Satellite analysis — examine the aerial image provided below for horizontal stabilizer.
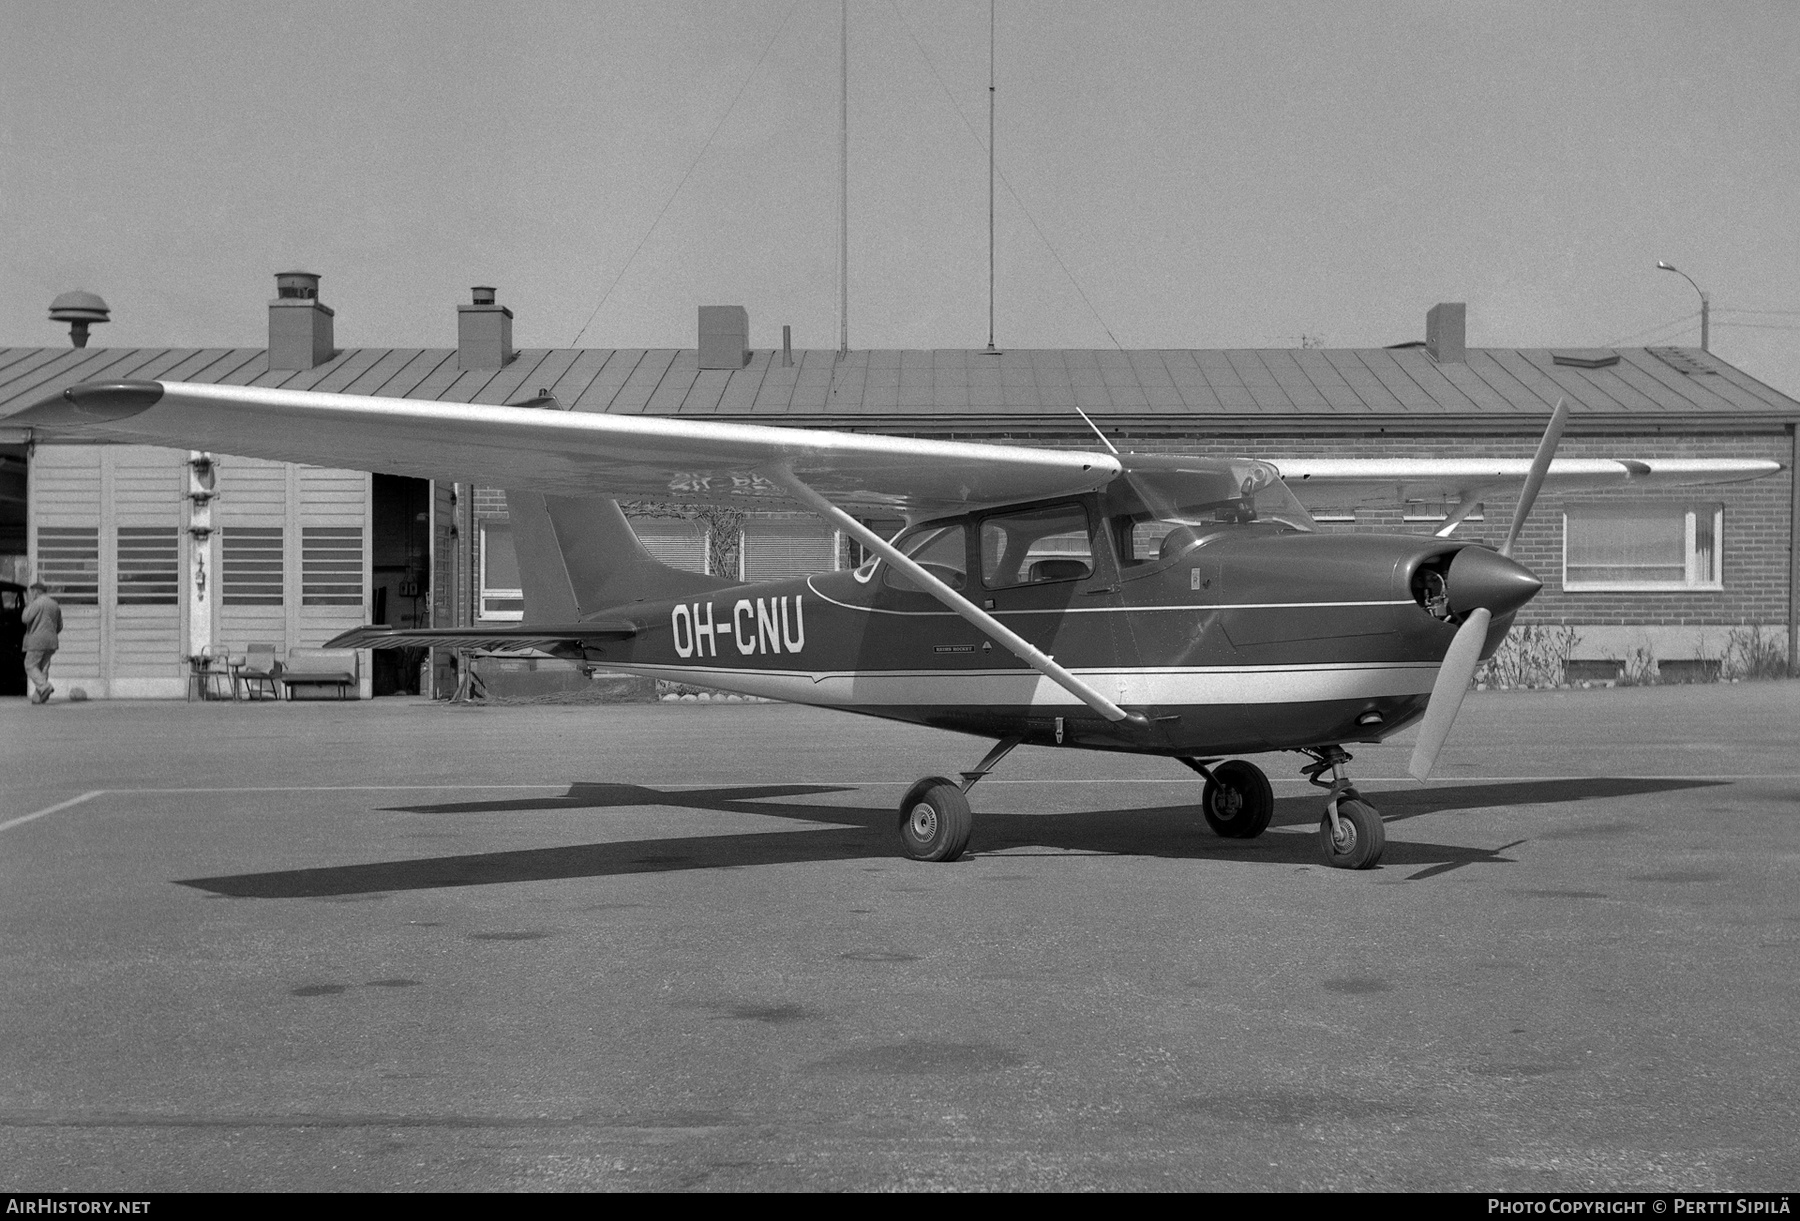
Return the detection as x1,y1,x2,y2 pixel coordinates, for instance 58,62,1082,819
326,621,638,654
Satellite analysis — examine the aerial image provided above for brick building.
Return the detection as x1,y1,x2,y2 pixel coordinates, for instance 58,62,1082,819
1,277,1793,698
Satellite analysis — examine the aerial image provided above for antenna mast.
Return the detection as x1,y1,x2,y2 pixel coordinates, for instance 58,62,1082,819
986,0,997,353
839,0,849,356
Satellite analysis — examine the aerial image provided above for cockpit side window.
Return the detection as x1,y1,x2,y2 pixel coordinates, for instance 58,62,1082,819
979,503,1093,589
1110,462,1315,566
883,522,970,592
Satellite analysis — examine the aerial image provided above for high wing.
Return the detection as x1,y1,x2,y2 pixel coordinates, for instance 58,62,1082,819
13,380,1120,518
1278,457,1781,509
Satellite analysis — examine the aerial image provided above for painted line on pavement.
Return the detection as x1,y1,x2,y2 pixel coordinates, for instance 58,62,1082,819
0,790,106,834
0,784,568,834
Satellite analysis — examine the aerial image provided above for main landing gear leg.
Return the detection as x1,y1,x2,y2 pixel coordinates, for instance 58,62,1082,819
1179,757,1275,839
1301,746,1386,870
897,737,1020,863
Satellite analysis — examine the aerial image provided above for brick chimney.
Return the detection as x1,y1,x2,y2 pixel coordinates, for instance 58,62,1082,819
458,286,514,370
1426,302,1466,364
268,272,335,370
698,305,750,369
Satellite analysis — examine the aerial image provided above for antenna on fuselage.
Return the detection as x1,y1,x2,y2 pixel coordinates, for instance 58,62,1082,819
1073,404,1120,456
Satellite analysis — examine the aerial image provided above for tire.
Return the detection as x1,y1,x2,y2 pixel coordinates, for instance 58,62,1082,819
1318,796,1386,869
1202,759,1275,839
897,776,973,862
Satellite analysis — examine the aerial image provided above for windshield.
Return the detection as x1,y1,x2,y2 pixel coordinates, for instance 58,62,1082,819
1110,458,1314,563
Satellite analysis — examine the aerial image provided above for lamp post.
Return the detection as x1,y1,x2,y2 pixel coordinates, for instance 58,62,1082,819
1656,260,1710,352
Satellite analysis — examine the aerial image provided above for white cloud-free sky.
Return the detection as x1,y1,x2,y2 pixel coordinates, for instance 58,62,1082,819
3,0,1796,394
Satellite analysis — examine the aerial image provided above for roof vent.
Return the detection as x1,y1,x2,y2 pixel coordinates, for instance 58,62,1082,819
48,290,110,348
458,286,514,370
268,272,335,370
275,271,320,300
1551,350,1620,369
1648,347,1719,376
1426,302,1466,364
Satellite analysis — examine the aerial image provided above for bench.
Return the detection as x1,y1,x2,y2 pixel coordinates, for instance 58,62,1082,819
275,647,361,700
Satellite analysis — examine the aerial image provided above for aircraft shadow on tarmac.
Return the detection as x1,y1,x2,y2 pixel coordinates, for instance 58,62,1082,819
175,776,1719,898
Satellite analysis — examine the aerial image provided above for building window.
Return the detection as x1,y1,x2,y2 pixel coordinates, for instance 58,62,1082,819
479,521,524,620
35,526,99,605
1563,504,1722,591
223,527,284,605
740,523,839,582
627,518,711,574
301,526,364,606
116,526,179,605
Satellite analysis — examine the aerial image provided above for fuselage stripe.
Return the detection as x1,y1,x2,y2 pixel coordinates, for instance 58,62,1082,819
802,577,1414,618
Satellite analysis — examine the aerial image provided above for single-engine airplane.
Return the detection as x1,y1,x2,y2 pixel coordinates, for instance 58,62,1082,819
15,379,1780,868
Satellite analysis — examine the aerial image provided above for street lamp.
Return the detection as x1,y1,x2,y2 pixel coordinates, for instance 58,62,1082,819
1656,260,1710,351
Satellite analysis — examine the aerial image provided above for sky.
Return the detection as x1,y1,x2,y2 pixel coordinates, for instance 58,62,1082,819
3,0,1797,396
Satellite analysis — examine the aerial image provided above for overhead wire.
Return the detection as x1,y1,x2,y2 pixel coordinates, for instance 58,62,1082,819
1600,312,1699,347
571,0,801,347
886,0,1131,354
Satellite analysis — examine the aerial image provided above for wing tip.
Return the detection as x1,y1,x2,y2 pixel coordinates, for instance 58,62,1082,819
19,380,165,426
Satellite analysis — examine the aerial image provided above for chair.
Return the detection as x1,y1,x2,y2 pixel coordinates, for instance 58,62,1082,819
186,647,235,701
236,643,282,701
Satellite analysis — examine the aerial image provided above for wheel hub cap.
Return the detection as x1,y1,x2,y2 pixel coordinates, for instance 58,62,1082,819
909,804,939,841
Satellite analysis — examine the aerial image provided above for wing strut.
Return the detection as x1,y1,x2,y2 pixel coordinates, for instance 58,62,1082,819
1432,499,1484,538
771,469,1149,730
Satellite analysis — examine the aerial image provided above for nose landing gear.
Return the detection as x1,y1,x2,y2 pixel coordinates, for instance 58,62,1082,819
1302,746,1386,869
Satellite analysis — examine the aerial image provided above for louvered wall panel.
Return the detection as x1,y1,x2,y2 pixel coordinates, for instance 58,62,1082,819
108,448,183,677
218,458,290,653
296,467,369,645
28,446,102,676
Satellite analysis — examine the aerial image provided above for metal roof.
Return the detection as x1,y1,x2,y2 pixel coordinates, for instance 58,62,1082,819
2,343,1794,436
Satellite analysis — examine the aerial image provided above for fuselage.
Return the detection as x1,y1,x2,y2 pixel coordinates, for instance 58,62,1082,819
577,471,1535,758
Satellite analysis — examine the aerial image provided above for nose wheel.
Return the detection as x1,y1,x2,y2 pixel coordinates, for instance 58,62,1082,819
1302,747,1386,869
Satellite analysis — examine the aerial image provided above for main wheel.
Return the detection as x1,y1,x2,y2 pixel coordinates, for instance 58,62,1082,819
1202,759,1275,839
1318,796,1386,869
897,776,973,862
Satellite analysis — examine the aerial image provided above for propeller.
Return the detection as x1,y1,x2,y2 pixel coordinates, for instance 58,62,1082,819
1500,397,1568,558
1408,399,1567,780
1407,607,1491,781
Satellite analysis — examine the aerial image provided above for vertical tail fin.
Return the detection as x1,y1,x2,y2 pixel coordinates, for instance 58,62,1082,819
504,492,733,621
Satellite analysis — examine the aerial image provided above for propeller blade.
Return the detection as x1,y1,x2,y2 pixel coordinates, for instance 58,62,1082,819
1501,397,1569,558
1408,607,1492,782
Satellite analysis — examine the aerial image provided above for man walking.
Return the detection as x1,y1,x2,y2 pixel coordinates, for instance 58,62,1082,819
22,580,61,705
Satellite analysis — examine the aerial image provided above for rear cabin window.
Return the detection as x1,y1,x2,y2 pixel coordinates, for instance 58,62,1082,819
980,504,1093,588
884,522,969,592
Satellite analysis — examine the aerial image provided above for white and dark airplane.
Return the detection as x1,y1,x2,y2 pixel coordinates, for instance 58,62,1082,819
17,379,1779,868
